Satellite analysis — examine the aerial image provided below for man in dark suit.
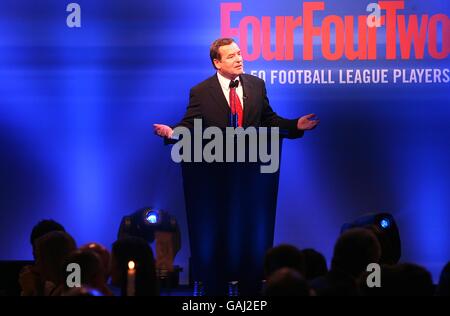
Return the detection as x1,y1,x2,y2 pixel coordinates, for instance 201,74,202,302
154,38,319,137
153,38,319,295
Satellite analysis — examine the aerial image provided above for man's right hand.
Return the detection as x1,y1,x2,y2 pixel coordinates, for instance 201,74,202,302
153,124,173,138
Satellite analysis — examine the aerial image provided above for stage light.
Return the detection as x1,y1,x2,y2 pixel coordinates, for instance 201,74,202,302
380,218,390,229
117,207,182,287
117,207,160,243
145,210,159,224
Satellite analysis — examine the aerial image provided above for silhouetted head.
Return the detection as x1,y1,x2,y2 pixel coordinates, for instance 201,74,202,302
63,249,106,293
30,219,66,260
301,248,328,280
331,228,381,278
34,231,76,285
111,236,158,296
264,267,311,296
80,242,111,282
264,244,306,278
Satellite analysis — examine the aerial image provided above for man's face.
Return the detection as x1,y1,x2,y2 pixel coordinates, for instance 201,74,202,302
214,42,244,79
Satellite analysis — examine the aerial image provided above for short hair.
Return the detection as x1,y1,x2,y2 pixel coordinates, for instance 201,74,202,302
331,228,381,278
264,244,306,278
35,231,77,284
209,38,235,69
63,249,104,287
301,248,328,280
30,219,65,246
79,243,111,281
112,236,158,296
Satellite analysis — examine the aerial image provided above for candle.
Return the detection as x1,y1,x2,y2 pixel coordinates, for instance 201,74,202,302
127,260,136,296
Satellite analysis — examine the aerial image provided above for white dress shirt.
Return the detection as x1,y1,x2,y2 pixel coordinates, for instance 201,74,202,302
217,72,244,109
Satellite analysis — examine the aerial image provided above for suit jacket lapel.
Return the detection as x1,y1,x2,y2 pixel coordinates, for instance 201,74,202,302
208,75,231,115
240,74,253,127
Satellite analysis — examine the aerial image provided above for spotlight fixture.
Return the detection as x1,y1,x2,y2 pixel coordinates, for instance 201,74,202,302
117,207,182,287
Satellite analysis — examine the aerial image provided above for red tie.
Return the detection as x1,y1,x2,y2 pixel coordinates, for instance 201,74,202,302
229,80,243,127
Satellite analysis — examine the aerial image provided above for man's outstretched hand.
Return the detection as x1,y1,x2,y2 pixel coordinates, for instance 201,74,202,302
153,124,173,138
154,115,318,137
297,113,320,131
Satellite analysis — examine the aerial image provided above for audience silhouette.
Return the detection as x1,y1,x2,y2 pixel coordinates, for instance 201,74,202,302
14,218,449,297
310,228,381,296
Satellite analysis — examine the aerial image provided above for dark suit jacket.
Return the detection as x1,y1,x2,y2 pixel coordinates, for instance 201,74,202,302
173,73,303,139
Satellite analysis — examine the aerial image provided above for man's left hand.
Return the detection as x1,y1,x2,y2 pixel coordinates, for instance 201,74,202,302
297,113,320,131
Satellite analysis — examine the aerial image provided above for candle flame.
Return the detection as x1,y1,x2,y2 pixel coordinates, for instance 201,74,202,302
128,261,135,270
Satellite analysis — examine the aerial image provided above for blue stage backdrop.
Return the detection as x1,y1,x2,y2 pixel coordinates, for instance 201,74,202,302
0,0,449,284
